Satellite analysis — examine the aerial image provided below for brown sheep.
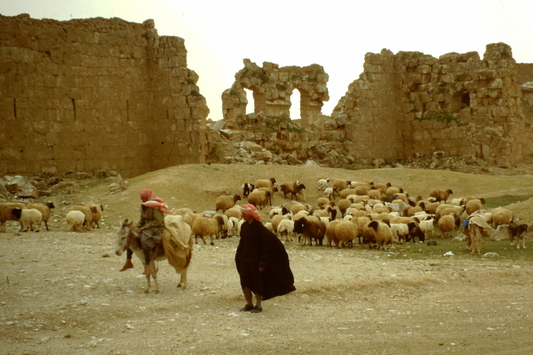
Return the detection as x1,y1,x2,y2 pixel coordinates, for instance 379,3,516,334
385,186,404,197
367,220,393,250
332,179,351,192
293,215,326,246
317,197,333,210
215,194,241,212
367,188,381,200
465,198,485,216
0,202,26,232
27,202,55,231
491,207,513,229
438,215,456,238
68,205,96,231
280,181,306,201
224,205,242,220
373,182,392,195
334,220,358,248
337,199,352,217
85,202,104,229
255,178,276,189
191,215,225,245
339,188,358,199
325,220,341,247
429,189,453,203
271,214,291,233
355,185,372,196
289,202,310,215
247,189,271,209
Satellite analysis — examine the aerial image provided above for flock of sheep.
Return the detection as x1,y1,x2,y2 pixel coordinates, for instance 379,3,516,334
1,176,526,257
164,177,526,256
0,202,104,233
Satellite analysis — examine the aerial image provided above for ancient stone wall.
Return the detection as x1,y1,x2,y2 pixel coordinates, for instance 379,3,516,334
222,59,329,128
0,14,208,177
517,63,533,84
332,43,532,167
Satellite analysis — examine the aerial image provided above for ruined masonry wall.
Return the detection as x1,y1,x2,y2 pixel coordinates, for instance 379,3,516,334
0,14,208,177
332,43,533,167
222,59,329,128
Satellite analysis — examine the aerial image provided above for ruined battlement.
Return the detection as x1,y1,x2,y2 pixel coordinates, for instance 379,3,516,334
0,14,208,177
1,13,532,176
331,43,532,167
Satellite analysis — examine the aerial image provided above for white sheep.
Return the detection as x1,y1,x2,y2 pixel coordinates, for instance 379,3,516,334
323,187,336,200
66,210,85,232
11,208,42,232
269,206,291,219
227,216,240,237
277,219,295,242
419,217,435,240
390,223,409,243
317,178,329,191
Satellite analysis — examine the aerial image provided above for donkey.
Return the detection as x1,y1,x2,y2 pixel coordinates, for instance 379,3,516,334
114,218,192,293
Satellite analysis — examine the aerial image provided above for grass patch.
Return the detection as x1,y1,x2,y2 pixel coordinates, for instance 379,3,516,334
385,237,533,262
484,194,533,208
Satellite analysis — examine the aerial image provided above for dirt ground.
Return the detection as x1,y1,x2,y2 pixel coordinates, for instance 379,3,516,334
2,228,533,355
2,164,533,354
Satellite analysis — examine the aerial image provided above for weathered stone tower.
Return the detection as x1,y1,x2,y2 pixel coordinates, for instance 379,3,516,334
332,43,533,167
0,14,209,177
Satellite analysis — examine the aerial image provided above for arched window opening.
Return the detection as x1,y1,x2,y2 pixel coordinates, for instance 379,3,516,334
461,92,470,107
290,89,301,121
244,88,254,115
451,90,470,112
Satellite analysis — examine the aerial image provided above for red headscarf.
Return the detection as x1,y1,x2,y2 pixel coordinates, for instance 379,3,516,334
139,188,173,213
241,203,262,223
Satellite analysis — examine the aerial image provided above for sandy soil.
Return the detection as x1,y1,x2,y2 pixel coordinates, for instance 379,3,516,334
3,163,533,354
2,226,533,355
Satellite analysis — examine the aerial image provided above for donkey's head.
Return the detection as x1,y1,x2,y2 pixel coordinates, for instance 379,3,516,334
114,219,135,256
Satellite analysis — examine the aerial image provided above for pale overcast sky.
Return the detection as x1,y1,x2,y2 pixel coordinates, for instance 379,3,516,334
1,0,531,120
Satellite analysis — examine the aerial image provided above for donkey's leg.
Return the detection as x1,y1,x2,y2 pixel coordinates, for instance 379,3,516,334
178,270,187,288
152,265,159,294
144,274,151,293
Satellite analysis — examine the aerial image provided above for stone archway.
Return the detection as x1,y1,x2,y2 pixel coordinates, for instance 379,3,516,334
222,59,329,128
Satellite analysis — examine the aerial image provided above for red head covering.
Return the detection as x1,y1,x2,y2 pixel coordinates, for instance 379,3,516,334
139,188,173,213
241,203,262,223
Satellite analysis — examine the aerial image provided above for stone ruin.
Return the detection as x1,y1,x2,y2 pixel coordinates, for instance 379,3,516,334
221,59,329,129
2,14,533,178
217,43,533,169
0,14,209,178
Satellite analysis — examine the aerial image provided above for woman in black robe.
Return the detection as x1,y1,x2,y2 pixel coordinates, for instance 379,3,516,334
235,204,296,313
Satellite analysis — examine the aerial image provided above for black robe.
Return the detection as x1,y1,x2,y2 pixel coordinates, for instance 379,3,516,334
235,219,296,301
